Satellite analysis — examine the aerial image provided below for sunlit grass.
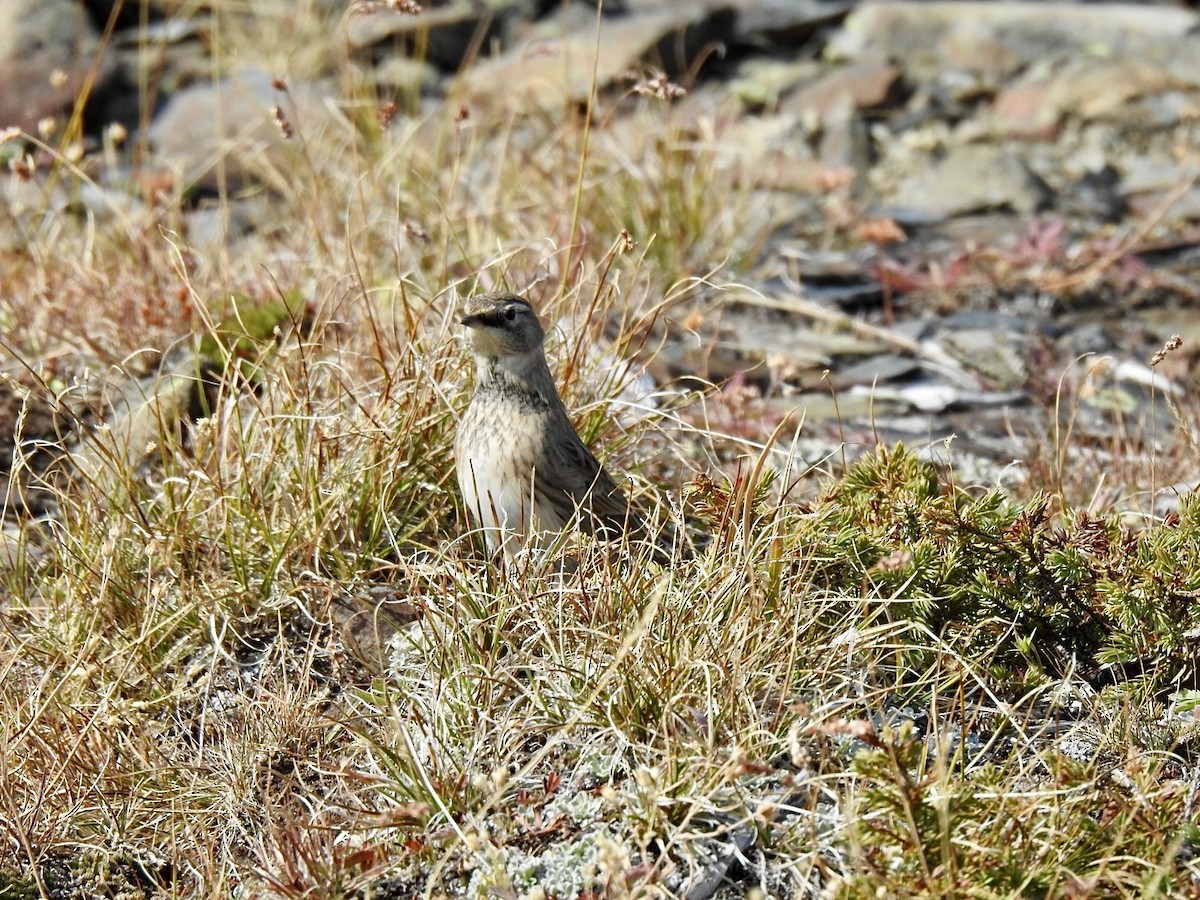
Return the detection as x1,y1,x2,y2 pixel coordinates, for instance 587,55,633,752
1,2,1199,897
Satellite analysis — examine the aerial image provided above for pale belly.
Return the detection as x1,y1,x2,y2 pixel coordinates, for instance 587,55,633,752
455,401,568,558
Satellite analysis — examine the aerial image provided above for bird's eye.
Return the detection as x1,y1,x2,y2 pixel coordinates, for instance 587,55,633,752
504,308,517,321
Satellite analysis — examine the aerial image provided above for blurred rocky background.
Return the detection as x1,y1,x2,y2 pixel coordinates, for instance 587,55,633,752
4,0,1200,505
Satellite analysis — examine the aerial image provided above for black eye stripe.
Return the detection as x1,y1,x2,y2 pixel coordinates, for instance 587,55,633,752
469,300,532,325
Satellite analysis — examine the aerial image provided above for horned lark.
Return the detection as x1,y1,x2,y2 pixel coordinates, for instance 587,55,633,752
454,291,673,563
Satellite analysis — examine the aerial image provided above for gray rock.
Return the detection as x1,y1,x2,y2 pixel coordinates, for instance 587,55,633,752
730,0,855,49
939,327,1029,389
828,2,1198,83
728,57,822,110
112,17,214,96
800,281,882,309
890,143,1050,218
0,0,118,135
941,311,1036,332
716,112,855,196
1126,91,1200,130
780,61,902,126
362,56,442,95
774,245,875,279
0,173,69,252
679,821,758,900
345,1,524,72
75,179,147,223
183,196,275,254
1007,56,1191,127
818,115,872,173
730,319,886,360
71,347,205,489
453,3,735,111
147,70,340,194
1127,187,1200,225
831,353,921,389
770,390,905,423
857,381,962,414
1121,155,1195,196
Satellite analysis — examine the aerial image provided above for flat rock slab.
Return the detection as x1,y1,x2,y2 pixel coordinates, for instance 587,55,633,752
890,143,1050,217
729,0,856,47
990,56,1199,137
829,2,1199,82
148,70,341,194
345,1,511,72
453,4,735,110
0,0,117,134
781,61,902,124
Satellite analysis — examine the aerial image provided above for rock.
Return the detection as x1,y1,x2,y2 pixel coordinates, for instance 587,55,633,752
830,353,921,389
989,82,1060,140
767,390,904,423
1058,165,1125,223
729,57,822,110
0,171,70,252
1153,479,1200,518
1119,155,1193,196
1127,187,1200,226
818,115,872,172
773,245,876,280
677,820,759,900
653,335,758,386
780,61,903,126
716,111,859,195
147,70,341,194
112,18,214,96
345,1,520,73
183,196,275,254
828,2,1199,83
860,381,1027,414
1111,358,1181,396
1126,90,1200,130
940,310,1037,333
800,281,883,308
730,0,855,49
728,308,888,358
750,155,853,194
898,212,1030,247
74,178,148,225
855,380,962,414
362,56,442,96
509,0,600,44
0,0,118,135
1043,58,1179,124
713,112,858,196
939,327,1029,389
889,143,1050,218
453,4,735,111
70,348,205,488
0,155,148,246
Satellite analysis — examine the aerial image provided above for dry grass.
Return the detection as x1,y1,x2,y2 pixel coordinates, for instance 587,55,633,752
1,3,1199,898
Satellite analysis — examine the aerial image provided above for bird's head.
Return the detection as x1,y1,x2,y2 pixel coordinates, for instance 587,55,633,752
459,292,546,359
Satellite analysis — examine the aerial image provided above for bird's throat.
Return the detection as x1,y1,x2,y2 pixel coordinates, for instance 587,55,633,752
476,350,557,400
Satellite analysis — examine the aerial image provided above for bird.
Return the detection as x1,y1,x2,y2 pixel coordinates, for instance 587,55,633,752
454,291,676,564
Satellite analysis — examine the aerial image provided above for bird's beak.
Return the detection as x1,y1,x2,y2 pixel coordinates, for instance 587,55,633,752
460,313,480,327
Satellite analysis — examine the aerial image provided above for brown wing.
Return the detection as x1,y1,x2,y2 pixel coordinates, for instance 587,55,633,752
535,409,647,542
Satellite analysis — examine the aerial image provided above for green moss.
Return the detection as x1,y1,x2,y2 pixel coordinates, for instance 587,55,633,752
197,289,308,369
